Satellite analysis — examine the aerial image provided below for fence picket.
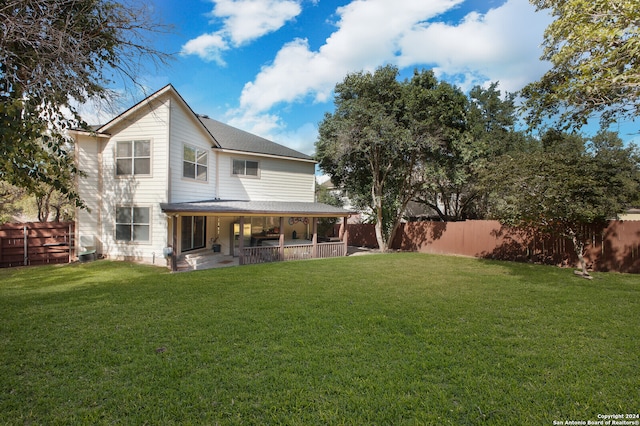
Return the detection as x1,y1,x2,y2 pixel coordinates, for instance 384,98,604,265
342,220,640,274
0,222,75,268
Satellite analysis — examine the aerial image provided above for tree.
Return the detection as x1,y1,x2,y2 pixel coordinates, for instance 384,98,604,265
0,0,170,203
0,181,27,224
414,83,526,221
315,180,343,238
316,66,466,250
522,0,640,128
483,129,640,277
34,183,75,222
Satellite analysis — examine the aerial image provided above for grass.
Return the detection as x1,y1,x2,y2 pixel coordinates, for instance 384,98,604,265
0,253,639,425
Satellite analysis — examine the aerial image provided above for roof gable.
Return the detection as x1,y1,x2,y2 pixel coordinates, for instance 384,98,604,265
94,84,312,162
96,85,219,146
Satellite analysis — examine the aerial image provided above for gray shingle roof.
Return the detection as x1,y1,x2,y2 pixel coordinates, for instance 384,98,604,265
161,200,352,216
198,116,313,161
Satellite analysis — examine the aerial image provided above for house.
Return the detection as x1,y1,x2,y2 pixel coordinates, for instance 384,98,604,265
619,208,640,221
70,85,352,270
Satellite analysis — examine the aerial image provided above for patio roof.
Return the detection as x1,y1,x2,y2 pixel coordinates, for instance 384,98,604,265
160,199,354,217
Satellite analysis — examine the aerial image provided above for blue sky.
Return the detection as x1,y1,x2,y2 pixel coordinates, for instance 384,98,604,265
85,0,637,155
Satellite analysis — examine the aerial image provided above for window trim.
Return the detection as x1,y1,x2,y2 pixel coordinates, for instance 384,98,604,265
115,139,152,177
231,158,260,178
115,205,151,243
182,144,209,182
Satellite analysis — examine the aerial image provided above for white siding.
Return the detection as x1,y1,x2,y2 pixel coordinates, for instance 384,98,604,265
75,134,103,253
98,98,171,265
218,152,316,202
168,102,217,203
75,86,318,268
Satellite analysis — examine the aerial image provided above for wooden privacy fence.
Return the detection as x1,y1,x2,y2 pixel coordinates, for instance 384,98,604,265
0,222,74,268
342,220,640,273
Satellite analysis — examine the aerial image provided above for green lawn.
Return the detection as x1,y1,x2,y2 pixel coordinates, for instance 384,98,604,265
1,254,638,425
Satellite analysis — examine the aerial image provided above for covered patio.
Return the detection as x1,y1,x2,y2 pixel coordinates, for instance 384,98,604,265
160,200,353,271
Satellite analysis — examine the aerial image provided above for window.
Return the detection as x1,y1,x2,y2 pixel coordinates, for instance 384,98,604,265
116,140,151,175
183,145,208,181
232,159,259,177
181,216,206,252
116,206,150,242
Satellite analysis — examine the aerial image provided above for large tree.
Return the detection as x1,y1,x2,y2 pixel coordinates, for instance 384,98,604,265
522,0,640,128
483,129,640,277
316,66,466,251
414,83,527,221
0,0,170,202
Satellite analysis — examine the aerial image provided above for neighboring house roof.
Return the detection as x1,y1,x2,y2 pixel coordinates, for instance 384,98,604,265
161,200,353,217
198,116,313,161
619,208,640,221
316,174,335,189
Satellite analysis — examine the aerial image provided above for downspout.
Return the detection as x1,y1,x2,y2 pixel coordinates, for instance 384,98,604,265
215,148,220,198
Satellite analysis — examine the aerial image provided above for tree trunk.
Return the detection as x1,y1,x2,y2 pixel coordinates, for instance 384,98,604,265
569,230,591,278
374,220,388,252
372,179,388,252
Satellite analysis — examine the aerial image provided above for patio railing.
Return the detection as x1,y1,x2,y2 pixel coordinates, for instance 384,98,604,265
241,241,345,265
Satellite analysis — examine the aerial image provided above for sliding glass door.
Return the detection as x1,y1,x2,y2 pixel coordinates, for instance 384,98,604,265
181,216,206,252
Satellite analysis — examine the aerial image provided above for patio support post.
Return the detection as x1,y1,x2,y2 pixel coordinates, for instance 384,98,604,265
239,216,245,265
279,217,285,261
171,215,178,272
312,217,318,258
342,216,348,256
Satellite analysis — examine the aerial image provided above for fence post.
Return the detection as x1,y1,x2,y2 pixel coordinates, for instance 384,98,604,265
68,223,73,263
23,225,28,266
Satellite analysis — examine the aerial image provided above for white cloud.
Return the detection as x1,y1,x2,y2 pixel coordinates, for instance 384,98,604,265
397,0,553,93
230,0,553,155
181,33,228,65
239,0,463,113
181,0,302,63
239,0,551,116
227,110,283,139
225,109,318,156
215,0,302,46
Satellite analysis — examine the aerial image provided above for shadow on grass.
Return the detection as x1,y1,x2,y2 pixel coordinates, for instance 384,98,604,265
0,260,168,297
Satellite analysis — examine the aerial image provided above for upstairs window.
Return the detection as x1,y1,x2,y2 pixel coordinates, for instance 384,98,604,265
115,206,150,242
116,140,151,176
232,159,259,177
183,145,208,181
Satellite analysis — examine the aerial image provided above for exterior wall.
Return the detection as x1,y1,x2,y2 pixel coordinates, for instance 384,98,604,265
75,133,103,254
75,88,318,267
619,212,640,221
217,152,315,202
168,102,218,203
97,98,172,265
